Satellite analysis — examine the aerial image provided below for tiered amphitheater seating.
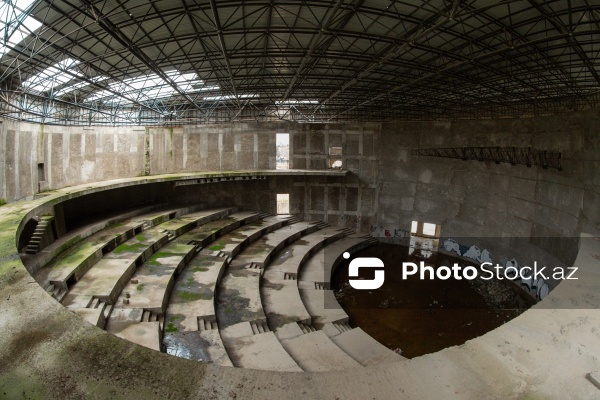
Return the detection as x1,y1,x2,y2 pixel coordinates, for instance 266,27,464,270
101,208,242,349
215,218,320,371
24,204,161,272
33,205,403,371
162,211,273,365
261,225,347,328
295,236,405,367
33,205,206,308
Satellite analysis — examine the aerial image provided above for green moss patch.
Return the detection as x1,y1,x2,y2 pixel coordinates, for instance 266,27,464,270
176,290,209,301
147,251,174,266
113,242,146,254
165,323,178,332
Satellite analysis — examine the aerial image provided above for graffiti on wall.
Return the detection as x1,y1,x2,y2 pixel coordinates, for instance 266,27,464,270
504,258,550,299
443,238,493,264
370,225,409,238
442,238,550,300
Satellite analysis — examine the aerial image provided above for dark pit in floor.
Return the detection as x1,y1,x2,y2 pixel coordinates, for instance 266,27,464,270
331,243,532,359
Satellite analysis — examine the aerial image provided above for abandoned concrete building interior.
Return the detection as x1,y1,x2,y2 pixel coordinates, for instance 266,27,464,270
1,0,600,399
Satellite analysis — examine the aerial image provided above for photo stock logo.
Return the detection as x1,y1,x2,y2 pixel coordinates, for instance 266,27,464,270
345,252,385,290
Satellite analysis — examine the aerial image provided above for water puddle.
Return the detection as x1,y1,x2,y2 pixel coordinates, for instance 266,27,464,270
331,243,529,358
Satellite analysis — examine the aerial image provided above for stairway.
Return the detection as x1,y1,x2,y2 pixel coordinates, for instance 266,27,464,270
332,320,352,333
142,309,163,323
89,297,114,321
297,322,317,334
250,319,271,334
26,216,54,255
44,282,67,302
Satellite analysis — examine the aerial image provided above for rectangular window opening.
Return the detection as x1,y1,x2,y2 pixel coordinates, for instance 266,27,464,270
409,221,441,257
37,163,44,183
329,146,342,168
276,133,289,170
276,193,290,214
410,220,418,234
422,222,437,237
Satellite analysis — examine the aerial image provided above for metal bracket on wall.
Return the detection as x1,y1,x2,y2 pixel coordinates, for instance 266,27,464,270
412,147,562,171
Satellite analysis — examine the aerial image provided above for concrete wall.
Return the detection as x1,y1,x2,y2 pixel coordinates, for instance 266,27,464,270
1,111,599,259
377,110,600,266
288,123,380,232
0,121,279,203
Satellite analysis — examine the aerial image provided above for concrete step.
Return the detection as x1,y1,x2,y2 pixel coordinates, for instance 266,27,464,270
141,310,163,323
297,322,316,334
283,272,297,280
134,205,209,230
24,204,161,274
113,321,162,352
332,320,352,333
214,219,319,342
25,219,52,255
299,289,349,328
313,282,329,290
67,258,139,304
163,329,233,366
44,283,67,302
279,330,362,372
114,242,196,315
262,226,349,331
38,219,148,289
175,211,262,248
330,327,406,366
250,320,271,334
164,255,227,333
73,307,107,328
341,228,356,236
220,322,301,372
198,317,218,331
203,215,293,259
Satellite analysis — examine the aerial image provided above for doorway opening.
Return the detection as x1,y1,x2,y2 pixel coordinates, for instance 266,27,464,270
276,193,290,214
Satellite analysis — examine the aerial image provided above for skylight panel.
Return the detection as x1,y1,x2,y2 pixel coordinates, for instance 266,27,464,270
0,0,42,56
21,58,81,93
276,99,319,105
54,76,108,97
84,70,212,104
204,94,259,101
188,85,220,93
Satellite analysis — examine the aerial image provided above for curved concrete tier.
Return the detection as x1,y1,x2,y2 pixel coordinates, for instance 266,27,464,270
1,173,599,399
